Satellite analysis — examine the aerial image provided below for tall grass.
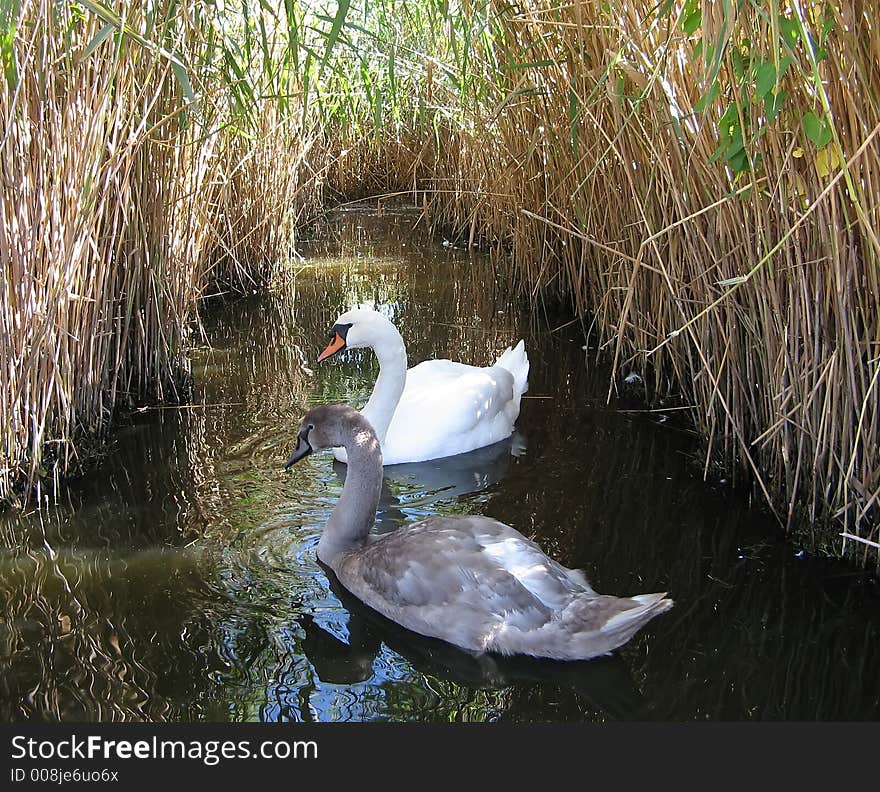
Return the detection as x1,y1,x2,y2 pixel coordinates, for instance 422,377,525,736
0,0,330,504
378,0,879,566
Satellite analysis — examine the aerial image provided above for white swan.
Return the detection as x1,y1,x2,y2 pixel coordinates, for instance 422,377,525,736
317,308,529,465
284,404,674,660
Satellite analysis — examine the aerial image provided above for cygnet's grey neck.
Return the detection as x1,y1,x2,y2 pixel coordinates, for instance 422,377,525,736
359,324,407,443
318,421,383,566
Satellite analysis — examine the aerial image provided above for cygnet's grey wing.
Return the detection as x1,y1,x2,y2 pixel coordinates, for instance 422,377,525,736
333,516,593,653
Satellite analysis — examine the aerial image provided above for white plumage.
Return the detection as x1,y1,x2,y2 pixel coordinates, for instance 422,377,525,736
318,308,529,465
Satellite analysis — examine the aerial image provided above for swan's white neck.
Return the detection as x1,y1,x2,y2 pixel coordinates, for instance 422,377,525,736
318,425,383,567
359,322,407,443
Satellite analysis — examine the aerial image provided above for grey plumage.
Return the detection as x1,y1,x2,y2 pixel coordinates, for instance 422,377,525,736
287,403,673,661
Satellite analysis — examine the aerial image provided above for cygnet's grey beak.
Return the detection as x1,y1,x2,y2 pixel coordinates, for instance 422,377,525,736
284,430,313,470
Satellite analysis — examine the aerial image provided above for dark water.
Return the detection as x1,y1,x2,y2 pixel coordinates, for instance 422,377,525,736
2,206,879,722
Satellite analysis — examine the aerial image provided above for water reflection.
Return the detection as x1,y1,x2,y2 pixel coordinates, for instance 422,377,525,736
331,432,526,533
1,204,879,722
0,540,231,721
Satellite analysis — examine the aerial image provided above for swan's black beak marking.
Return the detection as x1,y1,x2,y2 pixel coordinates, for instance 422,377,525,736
284,427,313,470
317,323,351,363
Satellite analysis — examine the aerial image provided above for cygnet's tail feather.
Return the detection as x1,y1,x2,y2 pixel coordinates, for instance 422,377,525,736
489,591,673,661
495,339,530,401
603,592,674,633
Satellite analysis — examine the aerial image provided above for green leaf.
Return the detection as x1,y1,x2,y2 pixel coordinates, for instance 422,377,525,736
682,11,701,34
321,0,351,71
568,87,579,158
1,45,17,92
694,80,720,113
171,60,196,104
731,46,749,80
729,150,749,173
779,16,801,45
764,89,786,123
820,13,835,44
803,111,832,147
754,62,776,99
82,22,116,59
718,103,739,138
719,103,738,124
0,0,19,37
777,56,795,80
726,129,745,158
709,140,729,164
682,0,701,35
0,0,19,91
701,41,716,67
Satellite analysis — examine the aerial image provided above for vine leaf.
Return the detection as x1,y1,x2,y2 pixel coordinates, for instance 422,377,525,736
802,111,832,147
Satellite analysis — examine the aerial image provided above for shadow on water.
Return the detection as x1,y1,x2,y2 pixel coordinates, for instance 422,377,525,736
1,204,879,721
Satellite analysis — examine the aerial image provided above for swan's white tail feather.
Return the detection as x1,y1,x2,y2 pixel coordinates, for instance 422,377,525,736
495,339,530,403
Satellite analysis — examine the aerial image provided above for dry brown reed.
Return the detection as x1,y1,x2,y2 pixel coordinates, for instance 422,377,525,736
0,1,327,505
419,1,880,565
326,131,434,203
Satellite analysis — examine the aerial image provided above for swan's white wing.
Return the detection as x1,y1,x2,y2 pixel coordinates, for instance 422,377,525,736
380,360,516,462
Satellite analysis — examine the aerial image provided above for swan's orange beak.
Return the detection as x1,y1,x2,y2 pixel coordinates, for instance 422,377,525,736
318,332,346,362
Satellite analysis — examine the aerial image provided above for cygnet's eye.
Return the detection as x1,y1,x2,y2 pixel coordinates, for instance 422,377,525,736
308,424,315,432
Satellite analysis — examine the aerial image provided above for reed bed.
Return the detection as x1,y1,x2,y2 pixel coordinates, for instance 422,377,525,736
0,1,329,504
401,0,880,566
